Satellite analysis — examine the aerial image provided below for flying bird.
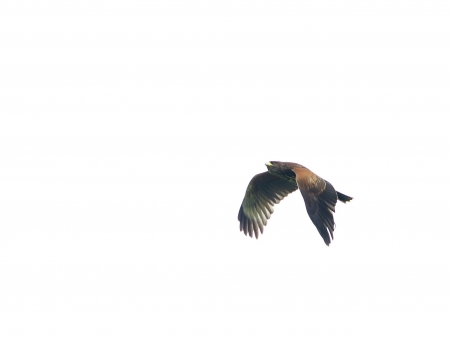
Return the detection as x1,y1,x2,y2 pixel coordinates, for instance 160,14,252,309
238,161,353,245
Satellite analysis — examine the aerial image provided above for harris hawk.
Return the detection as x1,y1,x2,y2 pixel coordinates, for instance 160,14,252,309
238,161,352,245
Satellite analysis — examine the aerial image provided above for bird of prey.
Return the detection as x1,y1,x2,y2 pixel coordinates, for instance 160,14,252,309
238,161,352,245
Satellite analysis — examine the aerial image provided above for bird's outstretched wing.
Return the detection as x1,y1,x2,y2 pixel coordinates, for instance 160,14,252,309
238,172,298,239
292,167,338,246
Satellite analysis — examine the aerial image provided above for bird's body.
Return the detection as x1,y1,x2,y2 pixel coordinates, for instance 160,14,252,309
238,161,352,246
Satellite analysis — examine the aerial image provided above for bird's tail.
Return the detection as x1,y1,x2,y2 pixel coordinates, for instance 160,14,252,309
337,191,353,203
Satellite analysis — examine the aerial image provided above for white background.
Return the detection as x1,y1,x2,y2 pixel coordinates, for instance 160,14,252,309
1,1,449,338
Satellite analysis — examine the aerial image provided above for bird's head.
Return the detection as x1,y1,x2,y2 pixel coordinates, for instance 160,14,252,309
265,161,277,168
265,161,302,182
266,161,289,175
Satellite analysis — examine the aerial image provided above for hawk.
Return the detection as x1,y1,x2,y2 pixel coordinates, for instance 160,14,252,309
238,161,352,245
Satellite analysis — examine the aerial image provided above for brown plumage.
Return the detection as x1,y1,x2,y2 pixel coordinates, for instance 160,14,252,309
238,161,353,245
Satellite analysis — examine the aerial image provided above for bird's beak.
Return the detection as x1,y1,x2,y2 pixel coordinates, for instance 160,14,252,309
265,162,273,166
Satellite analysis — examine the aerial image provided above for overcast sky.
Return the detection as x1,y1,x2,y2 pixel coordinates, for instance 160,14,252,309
1,1,450,338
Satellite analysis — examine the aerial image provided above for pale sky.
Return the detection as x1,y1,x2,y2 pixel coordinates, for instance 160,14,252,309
1,1,450,338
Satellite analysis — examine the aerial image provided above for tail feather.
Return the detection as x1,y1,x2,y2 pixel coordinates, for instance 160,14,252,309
337,191,353,203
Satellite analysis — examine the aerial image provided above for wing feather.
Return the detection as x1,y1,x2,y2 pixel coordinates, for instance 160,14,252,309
293,167,338,246
238,172,298,239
